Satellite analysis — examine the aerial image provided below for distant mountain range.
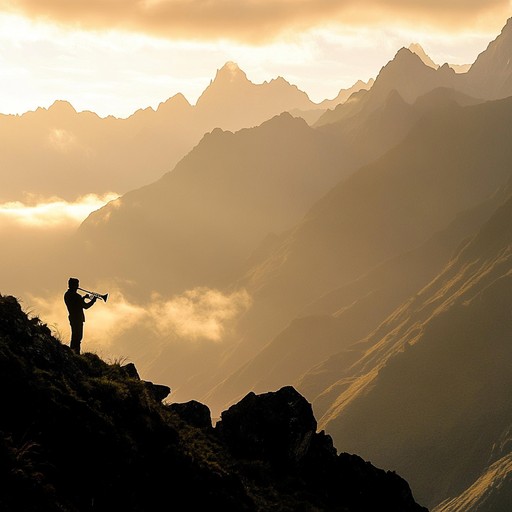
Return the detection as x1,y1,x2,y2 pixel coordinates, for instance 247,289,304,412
315,18,512,129
0,62,370,202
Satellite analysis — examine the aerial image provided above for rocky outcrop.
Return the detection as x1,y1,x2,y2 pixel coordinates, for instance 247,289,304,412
168,400,213,429
216,385,428,511
216,386,320,463
122,361,171,401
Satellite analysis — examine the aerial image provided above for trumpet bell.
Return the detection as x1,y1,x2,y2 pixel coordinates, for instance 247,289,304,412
78,287,109,302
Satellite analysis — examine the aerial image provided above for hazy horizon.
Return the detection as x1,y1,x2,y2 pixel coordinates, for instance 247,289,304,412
0,3,509,118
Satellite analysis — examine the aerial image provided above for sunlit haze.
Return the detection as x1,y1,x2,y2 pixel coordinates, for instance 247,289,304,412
0,193,119,228
0,2,509,117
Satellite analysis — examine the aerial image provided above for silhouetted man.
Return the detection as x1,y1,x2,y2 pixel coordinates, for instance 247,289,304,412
64,277,96,354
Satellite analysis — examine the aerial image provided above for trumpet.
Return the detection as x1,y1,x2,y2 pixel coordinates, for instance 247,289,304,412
78,287,109,302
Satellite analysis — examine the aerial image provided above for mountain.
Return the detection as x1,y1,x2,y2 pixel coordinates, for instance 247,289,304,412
0,62,330,202
0,95,194,201
0,293,427,511
466,17,512,99
200,95,512,416
203,184,506,415
408,43,471,73
315,47,460,127
316,17,512,132
80,85,478,303
408,43,439,69
318,78,375,109
312,189,512,509
194,61,314,131
76,112,350,297
74,88,459,406
290,78,374,125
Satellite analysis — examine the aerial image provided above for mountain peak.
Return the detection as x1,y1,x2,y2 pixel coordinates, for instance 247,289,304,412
394,47,423,64
48,100,77,115
156,92,192,113
380,47,430,74
214,61,249,84
408,43,439,69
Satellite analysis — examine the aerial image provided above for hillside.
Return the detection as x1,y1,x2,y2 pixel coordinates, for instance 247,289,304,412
77,112,349,297
203,185,506,410
0,293,427,512
201,94,512,415
312,190,512,509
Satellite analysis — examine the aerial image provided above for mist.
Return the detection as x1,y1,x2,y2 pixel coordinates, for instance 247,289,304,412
0,193,119,295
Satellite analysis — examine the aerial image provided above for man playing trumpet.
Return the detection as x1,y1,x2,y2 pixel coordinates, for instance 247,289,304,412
64,277,97,354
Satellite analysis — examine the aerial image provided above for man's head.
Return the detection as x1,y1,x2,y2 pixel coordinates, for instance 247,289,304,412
68,277,79,290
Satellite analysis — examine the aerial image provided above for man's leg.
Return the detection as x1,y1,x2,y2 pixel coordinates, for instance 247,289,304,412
70,320,84,354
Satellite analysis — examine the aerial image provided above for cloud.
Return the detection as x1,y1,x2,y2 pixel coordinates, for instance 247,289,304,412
148,287,252,341
1,0,509,43
0,192,119,229
28,286,252,351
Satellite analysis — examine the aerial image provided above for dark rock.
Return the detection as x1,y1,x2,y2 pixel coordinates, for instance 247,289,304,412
122,363,170,401
121,362,140,379
216,385,317,463
215,385,428,511
168,400,212,429
144,381,171,401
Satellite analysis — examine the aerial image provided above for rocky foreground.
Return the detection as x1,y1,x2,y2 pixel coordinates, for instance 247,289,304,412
0,294,427,511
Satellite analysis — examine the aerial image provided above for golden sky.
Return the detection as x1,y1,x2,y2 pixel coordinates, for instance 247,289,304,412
0,1,510,117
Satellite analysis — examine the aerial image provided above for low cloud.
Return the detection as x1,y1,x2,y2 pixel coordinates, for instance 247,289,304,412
0,192,119,229
28,286,252,351
1,0,508,43
148,287,252,341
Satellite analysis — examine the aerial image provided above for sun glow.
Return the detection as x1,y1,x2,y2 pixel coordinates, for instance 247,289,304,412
0,193,120,228
0,10,503,117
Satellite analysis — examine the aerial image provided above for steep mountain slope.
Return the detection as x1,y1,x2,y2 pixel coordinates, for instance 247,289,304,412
0,62,325,201
466,17,512,100
432,453,512,512
0,293,427,512
315,47,460,128
316,17,512,133
77,113,349,296
313,191,512,509
200,95,512,415
202,185,506,413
